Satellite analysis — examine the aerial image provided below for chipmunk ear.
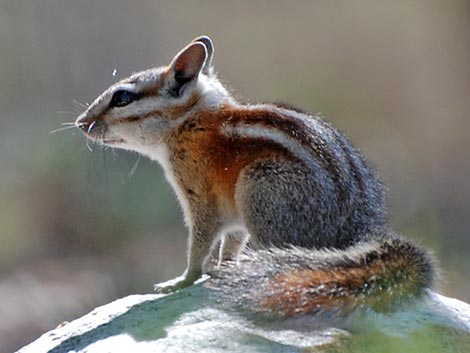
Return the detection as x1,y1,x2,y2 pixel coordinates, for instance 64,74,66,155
191,35,214,75
169,41,207,96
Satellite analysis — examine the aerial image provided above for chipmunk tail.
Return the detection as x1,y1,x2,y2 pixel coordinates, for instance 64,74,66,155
207,236,437,317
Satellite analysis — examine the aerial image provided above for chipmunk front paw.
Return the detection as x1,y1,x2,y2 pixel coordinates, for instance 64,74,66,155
154,275,193,293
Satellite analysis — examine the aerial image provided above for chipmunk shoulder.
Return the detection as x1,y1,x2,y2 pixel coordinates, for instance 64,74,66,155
75,36,436,317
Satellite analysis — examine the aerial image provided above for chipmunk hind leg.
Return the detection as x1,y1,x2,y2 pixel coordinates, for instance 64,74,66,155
235,158,341,249
218,231,250,265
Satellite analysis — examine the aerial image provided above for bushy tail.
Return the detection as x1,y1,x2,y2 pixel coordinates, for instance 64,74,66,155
207,236,436,317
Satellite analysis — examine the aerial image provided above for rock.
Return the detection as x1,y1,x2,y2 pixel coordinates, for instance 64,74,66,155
16,286,470,353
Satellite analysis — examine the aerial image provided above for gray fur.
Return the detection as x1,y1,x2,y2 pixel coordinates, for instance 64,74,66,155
234,116,387,250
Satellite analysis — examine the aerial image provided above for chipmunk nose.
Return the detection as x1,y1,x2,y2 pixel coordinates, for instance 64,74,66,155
75,115,97,134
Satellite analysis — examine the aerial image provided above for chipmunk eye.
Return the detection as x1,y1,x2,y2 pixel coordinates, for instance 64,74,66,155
110,90,138,108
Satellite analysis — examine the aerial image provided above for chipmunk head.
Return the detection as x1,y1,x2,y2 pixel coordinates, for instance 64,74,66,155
75,35,231,155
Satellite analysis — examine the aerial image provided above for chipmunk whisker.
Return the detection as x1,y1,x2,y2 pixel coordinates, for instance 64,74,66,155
128,154,141,178
72,99,89,110
50,125,79,134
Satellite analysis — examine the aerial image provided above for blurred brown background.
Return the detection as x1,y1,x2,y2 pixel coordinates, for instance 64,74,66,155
0,0,469,351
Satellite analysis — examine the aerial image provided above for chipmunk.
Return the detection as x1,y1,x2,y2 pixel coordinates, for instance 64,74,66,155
75,36,436,317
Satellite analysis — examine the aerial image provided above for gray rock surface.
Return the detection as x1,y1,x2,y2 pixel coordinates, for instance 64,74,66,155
17,286,470,353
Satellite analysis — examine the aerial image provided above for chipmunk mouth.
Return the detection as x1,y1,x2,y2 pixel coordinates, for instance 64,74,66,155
76,118,113,143
103,138,125,145
75,117,126,146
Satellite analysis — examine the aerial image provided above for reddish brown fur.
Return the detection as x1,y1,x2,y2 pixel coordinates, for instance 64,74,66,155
260,267,370,316
257,242,431,316
210,106,349,206
167,106,297,212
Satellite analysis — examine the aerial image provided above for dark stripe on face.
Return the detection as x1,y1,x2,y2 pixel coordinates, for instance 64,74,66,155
107,93,201,126
110,112,158,124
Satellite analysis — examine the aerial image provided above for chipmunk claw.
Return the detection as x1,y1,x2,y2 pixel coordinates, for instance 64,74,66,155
154,273,210,293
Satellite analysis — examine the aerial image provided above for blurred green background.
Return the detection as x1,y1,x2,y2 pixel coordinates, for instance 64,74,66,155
0,0,468,351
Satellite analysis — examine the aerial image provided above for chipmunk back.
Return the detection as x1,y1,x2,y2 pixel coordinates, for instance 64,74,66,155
75,36,436,316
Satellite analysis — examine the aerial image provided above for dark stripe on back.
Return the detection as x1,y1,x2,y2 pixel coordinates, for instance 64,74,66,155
223,107,351,213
